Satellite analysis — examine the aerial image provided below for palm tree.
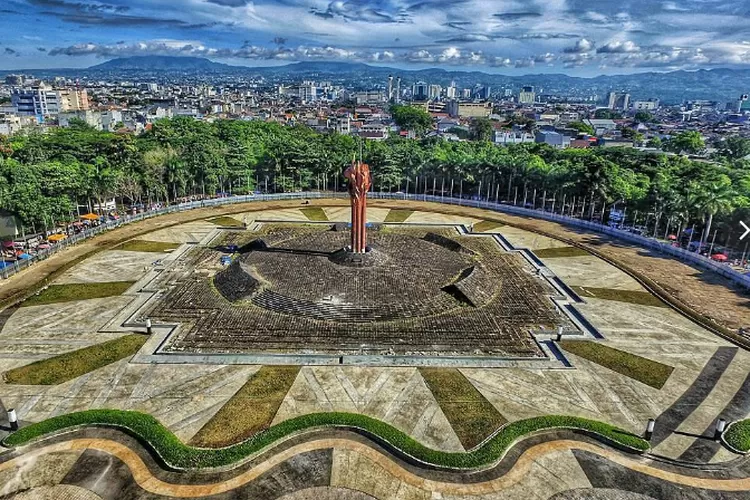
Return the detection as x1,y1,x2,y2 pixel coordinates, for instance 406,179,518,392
697,176,735,249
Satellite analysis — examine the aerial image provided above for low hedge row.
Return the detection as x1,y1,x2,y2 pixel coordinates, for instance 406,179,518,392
724,419,750,453
1,410,649,470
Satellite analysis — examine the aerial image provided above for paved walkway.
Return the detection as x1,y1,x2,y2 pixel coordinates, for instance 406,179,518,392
1,203,748,495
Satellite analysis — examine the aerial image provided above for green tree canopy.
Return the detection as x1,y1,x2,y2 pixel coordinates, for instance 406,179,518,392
390,105,433,135
664,131,706,155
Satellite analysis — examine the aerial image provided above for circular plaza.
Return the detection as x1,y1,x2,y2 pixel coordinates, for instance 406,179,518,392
0,198,749,499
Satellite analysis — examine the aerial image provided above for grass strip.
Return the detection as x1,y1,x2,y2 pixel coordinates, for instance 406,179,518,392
419,368,507,449
571,286,666,308
559,340,673,389
117,240,180,253
300,207,329,221
1,409,649,470
533,247,591,258
190,366,300,448
472,220,504,232
724,419,750,453
21,281,135,307
383,209,414,223
3,335,148,385
207,216,245,228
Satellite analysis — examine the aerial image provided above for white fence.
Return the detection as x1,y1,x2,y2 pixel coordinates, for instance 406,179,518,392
3,191,749,290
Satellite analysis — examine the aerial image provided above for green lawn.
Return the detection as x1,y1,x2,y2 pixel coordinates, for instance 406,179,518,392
299,207,329,221
190,365,300,448
472,220,504,232
724,419,750,452
2,410,649,470
117,240,180,253
207,216,245,228
534,246,591,258
571,286,666,308
559,340,674,389
383,209,414,223
4,334,148,385
21,281,135,307
419,367,507,449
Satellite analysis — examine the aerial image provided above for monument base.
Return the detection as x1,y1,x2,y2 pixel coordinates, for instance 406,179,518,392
328,246,385,268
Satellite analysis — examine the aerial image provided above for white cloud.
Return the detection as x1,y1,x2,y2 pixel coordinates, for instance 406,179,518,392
564,38,594,53
597,40,640,53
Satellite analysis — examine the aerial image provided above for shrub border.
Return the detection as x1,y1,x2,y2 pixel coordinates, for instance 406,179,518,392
1,410,649,471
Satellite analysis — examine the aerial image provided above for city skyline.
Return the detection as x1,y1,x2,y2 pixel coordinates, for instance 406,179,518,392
1,0,749,74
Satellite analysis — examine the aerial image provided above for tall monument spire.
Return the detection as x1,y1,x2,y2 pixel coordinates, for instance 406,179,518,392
344,156,371,253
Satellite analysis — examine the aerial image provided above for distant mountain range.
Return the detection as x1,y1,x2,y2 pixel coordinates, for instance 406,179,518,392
4,56,750,104
90,56,233,71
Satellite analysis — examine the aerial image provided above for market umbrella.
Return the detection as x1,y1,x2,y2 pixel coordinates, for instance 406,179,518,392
711,253,728,261
47,234,66,242
667,234,677,240
2,241,14,248
80,213,100,221
37,244,50,250
18,253,32,260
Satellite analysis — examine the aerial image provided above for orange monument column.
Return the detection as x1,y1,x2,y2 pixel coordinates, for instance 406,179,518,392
344,158,371,253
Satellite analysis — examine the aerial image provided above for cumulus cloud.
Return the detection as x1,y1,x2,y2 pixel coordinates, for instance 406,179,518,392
597,40,640,53
564,38,595,53
13,0,750,73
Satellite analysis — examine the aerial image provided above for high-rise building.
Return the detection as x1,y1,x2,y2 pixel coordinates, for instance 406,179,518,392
632,98,659,110
608,92,630,110
387,75,394,102
58,88,89,112
428,84,442,99
298,83,318,102
518,86,535,104
446,82,457,99
461,88,472,99
412,81,428,101
11,84,61,117
395,76,401,103
474,86,491,100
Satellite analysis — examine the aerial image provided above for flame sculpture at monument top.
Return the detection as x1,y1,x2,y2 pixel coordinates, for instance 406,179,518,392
344,157,372,254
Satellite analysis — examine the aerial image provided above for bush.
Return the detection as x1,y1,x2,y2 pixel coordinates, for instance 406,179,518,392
724,419,750,453
2,410,649,470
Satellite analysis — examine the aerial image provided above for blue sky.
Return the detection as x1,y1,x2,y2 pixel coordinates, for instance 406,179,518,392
1,0,749,74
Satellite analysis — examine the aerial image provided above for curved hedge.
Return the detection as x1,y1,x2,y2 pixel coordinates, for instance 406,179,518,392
724,419,750,453
1,410,648,470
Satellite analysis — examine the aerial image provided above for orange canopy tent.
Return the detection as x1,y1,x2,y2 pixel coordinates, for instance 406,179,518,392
80,213,100,221
47,234,67,242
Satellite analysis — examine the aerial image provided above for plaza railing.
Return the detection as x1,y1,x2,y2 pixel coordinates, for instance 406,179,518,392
2,191,749,291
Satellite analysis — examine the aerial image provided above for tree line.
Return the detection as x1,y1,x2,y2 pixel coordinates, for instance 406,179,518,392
0,117,748,252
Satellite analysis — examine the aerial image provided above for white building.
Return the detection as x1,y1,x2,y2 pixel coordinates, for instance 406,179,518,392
58,110,102,129
608,92,630,110
494,131,535,145
354,90,385,105
632,99,660,110
11,85,61,117
518,86,535,104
